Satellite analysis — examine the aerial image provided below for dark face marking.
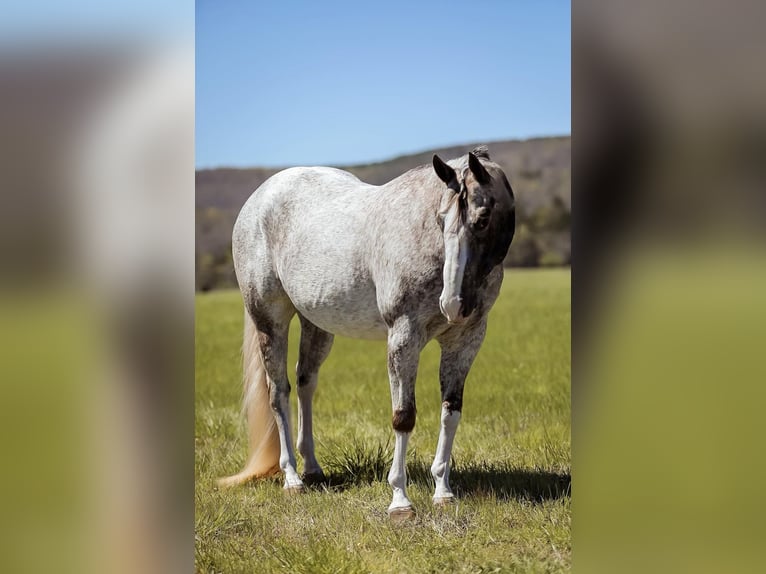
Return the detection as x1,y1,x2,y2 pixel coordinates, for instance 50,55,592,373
392,406,416,432
430,147,516,322
455,165,516,317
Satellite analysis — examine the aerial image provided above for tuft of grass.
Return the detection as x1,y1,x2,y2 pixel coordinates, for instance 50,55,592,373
269,541,367,574
322,437,393,486
196,269,571,573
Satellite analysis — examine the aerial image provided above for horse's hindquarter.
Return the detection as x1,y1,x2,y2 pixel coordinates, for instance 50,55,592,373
265,168,389,340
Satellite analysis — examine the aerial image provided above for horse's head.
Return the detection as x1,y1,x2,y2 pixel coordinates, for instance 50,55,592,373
433,146,516,323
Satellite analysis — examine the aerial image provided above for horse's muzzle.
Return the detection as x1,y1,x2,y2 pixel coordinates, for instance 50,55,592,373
439,294,465,324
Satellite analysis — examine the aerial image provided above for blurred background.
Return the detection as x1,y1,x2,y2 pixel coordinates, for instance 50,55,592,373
574,1,766,572
0,2,194,574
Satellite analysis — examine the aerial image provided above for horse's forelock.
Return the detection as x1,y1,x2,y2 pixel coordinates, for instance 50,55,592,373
470,145,490,160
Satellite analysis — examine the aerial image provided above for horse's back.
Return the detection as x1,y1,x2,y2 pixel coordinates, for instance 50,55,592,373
233,167,388,339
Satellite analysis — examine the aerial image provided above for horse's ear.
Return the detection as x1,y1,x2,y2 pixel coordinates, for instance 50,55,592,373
468,152,491,185
433,154,457,186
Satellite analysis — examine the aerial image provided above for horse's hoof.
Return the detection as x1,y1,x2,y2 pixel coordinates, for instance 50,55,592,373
301,471,326,486
433,495,456,507
284,484,305,495
388,506,416,523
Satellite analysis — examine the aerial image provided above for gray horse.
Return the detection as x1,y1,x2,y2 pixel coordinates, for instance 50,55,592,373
220,146,515,519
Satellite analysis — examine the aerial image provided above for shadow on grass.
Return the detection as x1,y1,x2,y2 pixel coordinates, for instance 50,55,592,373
318,439,570,503
448,464,570,502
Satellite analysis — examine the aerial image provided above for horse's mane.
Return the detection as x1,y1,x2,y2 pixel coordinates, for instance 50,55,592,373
406,145,492,178
449,145,490,166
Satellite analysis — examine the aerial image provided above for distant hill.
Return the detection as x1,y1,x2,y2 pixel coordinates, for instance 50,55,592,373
196,136,570,290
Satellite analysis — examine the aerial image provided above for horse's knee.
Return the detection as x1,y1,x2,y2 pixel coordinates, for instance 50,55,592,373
392,405,416,433
441,397,463,414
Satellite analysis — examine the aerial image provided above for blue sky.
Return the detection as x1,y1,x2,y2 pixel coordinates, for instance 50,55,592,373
196,1,570,168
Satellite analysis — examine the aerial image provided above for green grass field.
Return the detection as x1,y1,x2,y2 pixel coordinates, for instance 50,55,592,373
195,269,571,573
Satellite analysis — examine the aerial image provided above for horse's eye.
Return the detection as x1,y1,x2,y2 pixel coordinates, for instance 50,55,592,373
488,197,496,208
474,207,491,230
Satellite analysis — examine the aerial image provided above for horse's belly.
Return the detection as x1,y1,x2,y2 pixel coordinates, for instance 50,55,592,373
303,306,388,340
283,276,388,340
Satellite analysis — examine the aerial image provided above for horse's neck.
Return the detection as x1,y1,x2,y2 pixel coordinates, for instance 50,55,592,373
368,174,444,265
379,168,441,212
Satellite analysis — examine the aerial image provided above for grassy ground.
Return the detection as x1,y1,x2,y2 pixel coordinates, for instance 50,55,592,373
195,269,571,573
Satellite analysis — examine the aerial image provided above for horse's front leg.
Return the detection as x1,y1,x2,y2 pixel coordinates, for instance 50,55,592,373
386,316,423,519
433,319,488,505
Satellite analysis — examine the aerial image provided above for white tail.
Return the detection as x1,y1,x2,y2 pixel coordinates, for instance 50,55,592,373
217,311,281,487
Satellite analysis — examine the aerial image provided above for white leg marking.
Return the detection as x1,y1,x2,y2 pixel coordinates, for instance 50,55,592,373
272,393,304,489
387,430,413,512
296,380,322,476
431,404,461,502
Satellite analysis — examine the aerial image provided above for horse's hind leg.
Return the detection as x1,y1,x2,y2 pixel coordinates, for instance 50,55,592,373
250,303,304,491
432,319,488,505
296,315,334,483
